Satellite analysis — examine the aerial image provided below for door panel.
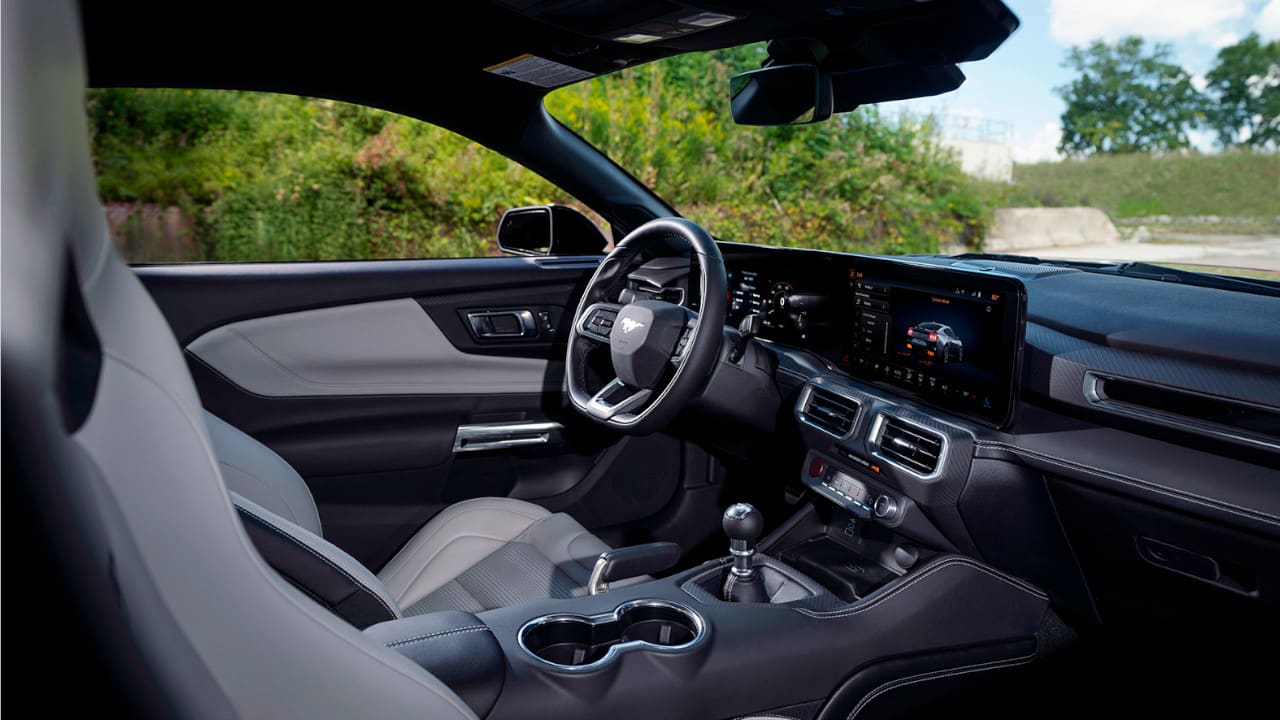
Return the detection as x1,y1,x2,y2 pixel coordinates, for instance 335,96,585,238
136,256,600,346
142,257,693,571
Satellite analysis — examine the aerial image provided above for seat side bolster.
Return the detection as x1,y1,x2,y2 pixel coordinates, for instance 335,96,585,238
232,493,400,628
204,410,322,536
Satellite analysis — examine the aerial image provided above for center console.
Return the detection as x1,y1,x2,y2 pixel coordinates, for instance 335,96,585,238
366,499,1048,720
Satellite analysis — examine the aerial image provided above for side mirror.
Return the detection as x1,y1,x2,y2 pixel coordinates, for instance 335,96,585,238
496,205,608,257
729,63,833,126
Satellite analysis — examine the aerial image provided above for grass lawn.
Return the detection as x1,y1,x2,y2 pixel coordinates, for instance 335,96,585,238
1005,151,1279,225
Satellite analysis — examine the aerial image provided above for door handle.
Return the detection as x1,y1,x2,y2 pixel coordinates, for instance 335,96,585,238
467,310,538,339
453,422,563,453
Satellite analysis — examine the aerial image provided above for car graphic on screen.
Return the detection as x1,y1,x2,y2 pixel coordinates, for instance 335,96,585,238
907,322,964,363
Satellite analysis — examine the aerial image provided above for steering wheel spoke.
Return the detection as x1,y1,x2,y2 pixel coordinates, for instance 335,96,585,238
585,378,653,421
576,302,623,344
670,311,698,366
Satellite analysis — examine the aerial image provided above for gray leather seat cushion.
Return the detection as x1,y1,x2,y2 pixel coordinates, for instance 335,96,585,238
202,411,613,618
378,498,611,614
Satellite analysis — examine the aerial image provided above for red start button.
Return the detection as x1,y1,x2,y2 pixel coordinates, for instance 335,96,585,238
808,457,827,478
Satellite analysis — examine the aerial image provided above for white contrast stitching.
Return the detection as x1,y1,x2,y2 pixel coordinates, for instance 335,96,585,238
975,440,1280,526
385,625,488,649
847,653,1036,719
795,556,1046,620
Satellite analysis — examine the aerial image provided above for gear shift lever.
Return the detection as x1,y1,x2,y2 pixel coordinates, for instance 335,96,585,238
722,503,768,603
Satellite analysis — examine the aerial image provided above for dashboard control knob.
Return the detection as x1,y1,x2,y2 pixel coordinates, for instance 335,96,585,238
873,494,898,519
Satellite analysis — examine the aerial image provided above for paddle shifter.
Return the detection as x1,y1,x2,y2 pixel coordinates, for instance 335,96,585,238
722,503,768,603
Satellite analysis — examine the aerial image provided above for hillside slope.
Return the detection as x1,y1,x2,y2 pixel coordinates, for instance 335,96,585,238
1006,151,1279,229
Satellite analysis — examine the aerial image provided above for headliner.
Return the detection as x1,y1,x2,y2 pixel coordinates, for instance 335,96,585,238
79,0,1016,141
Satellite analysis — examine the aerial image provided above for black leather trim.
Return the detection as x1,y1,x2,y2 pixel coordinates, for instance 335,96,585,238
794,554,1046,619
973,437,1280,535
815,639,1037,720
235,505,396,629
365,610,505,718
58,257,101,432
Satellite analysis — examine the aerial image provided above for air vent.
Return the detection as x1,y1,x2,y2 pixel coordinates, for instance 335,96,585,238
800,387,861,437
875,415,945,476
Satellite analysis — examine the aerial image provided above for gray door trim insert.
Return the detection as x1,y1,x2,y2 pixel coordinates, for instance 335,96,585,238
188,298,559,397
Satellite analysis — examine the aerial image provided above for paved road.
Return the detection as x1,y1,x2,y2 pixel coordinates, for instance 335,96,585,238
1029,234,1280,273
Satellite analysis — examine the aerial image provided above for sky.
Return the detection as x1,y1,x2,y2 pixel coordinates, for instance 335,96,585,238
882,0,1280,163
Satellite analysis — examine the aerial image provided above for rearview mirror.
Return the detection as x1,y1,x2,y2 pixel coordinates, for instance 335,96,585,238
729,64,833,126
497,205,608,257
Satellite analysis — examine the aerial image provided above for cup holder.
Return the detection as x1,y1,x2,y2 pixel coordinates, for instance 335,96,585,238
518,600,706,672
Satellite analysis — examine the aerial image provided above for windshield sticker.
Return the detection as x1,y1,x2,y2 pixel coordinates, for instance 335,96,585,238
485,54,594,88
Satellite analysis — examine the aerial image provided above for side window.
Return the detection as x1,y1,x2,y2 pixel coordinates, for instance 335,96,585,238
86,89,607,263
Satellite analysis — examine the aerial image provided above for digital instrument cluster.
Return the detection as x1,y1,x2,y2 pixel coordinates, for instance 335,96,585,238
726,265,831,346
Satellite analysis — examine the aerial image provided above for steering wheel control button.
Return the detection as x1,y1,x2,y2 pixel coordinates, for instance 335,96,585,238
873,494,898,520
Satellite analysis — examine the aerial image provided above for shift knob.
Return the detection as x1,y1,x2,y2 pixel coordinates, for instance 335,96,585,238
722,503,764,543
722,503,767,601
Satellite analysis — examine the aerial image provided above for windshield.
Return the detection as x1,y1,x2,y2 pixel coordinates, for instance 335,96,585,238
548,3,1279,280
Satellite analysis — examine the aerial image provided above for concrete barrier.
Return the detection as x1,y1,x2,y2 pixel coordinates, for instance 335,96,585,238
984,207,1121,253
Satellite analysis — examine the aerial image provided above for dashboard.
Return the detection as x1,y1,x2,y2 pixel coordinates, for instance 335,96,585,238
721,250,1026,428
631,240,1280,628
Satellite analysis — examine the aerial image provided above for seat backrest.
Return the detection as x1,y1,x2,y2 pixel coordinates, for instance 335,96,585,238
1,2,474,717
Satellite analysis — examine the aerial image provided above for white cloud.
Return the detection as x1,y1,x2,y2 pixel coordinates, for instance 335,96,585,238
1209,31,1241,48
1261,0,1280,39
1049,0,1247,45
1014,121,1063,164
1191,73,1208,92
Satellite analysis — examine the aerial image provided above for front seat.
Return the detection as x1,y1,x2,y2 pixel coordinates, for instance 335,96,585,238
6,2,531,716
204,411,616,625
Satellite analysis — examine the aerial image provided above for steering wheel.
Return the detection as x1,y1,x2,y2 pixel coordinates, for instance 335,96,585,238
566,218,727,435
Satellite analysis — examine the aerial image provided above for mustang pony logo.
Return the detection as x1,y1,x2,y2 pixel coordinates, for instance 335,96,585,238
619,317,646,334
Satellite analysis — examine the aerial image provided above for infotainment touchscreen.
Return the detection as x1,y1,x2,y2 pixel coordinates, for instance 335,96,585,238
844,258,1027,428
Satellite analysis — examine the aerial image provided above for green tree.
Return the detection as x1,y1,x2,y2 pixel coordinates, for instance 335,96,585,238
1056,37,1203,156
1204,33,1280,149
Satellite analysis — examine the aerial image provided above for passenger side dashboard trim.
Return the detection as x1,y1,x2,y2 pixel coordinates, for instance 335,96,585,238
1083,370,1280,452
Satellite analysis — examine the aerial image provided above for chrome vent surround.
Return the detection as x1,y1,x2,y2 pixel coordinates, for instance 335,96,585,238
873,414,945,476
798,385,861,438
